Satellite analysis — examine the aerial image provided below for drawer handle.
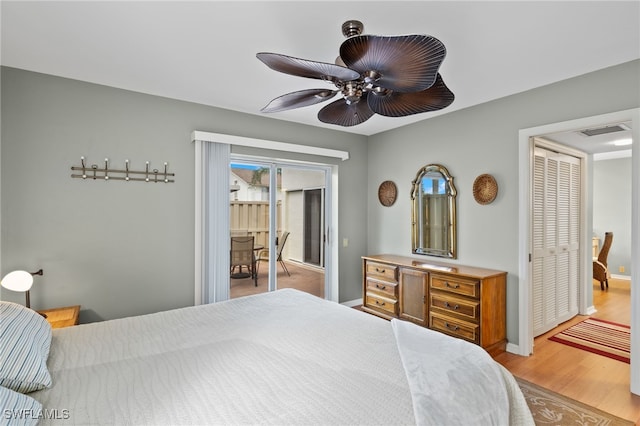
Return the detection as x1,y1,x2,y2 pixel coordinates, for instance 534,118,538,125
375,284,386,290
375,267,386,273
444,282,460,289
444,301,460,310
444,322,459,331
375,300,386,307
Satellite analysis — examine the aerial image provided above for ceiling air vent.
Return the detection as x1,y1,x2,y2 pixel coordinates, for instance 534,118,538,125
578,123,630,137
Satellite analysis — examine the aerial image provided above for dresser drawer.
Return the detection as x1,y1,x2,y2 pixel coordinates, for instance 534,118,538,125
430,294,479,323
366,261,398,283
366,278,398,298
365,294,398,316
430,313,479,344
430,275,480,299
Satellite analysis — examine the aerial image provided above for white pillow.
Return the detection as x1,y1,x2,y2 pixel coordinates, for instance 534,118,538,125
0,385,42,426
0,302,52,393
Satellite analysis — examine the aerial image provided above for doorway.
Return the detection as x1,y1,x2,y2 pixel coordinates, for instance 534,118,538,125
517,108,639,395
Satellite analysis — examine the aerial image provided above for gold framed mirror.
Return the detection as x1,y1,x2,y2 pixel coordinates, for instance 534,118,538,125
411,164,457,258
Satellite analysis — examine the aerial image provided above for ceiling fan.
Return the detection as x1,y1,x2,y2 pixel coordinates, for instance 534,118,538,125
256,20,454,127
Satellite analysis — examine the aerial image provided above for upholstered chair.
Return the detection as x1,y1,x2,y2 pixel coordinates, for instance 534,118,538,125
593,232,613,291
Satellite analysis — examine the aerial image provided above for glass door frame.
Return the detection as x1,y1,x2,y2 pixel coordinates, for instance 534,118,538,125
230,154,334,298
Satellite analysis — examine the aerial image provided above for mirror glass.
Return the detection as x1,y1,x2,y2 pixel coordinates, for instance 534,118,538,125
411,164,457,258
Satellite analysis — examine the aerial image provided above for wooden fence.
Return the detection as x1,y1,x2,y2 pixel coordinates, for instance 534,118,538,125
230,201,281,247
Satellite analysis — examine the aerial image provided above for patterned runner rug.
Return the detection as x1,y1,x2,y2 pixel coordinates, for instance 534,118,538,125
549,318,630,363
516,377,634,425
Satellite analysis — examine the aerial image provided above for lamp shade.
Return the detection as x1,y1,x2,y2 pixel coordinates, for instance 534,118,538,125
1,270,34,292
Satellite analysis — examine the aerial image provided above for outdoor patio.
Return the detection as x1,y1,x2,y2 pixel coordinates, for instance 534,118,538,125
229,260,324,299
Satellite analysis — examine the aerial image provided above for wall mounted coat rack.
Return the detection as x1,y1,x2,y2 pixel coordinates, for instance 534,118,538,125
71,157,175,183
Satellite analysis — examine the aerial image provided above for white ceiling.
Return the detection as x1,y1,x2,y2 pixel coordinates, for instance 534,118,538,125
2,1,639,150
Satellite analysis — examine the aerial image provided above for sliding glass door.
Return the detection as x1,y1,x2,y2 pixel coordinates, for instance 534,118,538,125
229,161,272,297
228,156,329,299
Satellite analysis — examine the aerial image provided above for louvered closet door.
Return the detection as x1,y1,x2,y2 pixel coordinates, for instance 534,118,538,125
532,147,580,337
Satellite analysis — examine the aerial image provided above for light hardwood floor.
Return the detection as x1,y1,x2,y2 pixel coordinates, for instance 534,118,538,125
495,277,640,423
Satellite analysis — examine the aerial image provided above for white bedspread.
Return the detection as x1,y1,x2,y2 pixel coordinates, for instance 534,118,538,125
31,289,531,425
391,319,533,426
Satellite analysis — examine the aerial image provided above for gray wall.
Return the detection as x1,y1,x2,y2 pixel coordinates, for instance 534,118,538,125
593,157,632,276
366,60,639,345
2,60,638,341
0,67,368,322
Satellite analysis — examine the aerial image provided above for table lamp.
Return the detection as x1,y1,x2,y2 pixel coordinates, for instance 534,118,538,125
1,269,43,308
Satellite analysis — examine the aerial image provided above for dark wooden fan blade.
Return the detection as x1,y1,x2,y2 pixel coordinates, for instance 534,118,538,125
367,74,454,117
317,93,375,127
261,89,338,113
340,35,446,92
257,52,361,82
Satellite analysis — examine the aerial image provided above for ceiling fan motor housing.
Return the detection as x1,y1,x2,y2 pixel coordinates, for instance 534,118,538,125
342,20,364,38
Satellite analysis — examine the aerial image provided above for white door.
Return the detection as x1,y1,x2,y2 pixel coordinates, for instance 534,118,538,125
532,146,581,337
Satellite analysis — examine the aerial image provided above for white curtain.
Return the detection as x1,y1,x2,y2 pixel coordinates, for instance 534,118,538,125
195,140,230,304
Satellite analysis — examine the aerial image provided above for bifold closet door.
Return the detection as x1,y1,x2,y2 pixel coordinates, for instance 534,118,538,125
532,146,581,337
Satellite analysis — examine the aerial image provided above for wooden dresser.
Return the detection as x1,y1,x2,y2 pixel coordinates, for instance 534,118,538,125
362,254,507,356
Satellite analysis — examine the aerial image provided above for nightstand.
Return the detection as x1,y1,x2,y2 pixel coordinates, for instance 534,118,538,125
37,305,80,329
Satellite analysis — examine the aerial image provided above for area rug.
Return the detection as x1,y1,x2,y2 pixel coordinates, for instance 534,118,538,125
549,318,630,363
516,377,634,425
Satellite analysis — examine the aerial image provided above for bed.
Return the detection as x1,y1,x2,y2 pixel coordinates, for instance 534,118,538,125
2,289,533,425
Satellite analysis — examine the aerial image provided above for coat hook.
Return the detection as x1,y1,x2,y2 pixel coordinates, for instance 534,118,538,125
81,156,87,179
71,157,175,183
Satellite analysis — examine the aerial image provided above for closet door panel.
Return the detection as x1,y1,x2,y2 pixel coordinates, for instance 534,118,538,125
556,160,572,322
533,149,558,335
532,153,546,335
532,146,581,337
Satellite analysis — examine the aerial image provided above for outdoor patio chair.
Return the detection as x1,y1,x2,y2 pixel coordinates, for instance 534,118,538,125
256,231,291,276
230,236,257,286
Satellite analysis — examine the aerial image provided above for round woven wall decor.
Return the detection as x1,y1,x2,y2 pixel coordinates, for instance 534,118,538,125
378,180,398,207
473,174,498,205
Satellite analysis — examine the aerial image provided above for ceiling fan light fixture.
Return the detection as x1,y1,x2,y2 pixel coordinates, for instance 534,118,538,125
343,84,363,104
370,86,392,97
256,20,454,127
363,70,382,85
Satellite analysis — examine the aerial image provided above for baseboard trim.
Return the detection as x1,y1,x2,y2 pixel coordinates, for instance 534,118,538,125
610,274,631,281
341,298,362,308
506,342,527,356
